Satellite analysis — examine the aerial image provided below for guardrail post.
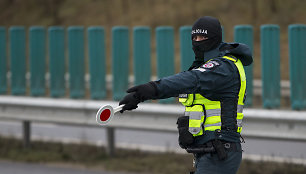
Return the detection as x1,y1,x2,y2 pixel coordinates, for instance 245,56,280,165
179,26,194,71
30,26,46,96
234,25,254,107
112,26,129,101
10,26,26,95
289,24,306,110
68,26,85,98
156,26,175,103
106,127,115,156
88,26,106,99
0,27,6,94
23,121,31,148
260,25,281,109
49,27,66,98
133,26,151,85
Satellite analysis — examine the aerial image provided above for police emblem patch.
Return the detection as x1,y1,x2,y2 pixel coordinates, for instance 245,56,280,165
202,61,220,69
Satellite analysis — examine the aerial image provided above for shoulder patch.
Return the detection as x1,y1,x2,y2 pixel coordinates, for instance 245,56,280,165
194,67,206,72
201,60,220,69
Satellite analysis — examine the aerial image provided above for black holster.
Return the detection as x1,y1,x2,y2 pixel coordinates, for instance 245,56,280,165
177,116,194,149
187,140,228,160
212,139,227,160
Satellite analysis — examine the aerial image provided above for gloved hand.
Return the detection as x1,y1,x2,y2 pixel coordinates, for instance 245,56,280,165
126,81,158,102
119,92,140,113
119,82,158,113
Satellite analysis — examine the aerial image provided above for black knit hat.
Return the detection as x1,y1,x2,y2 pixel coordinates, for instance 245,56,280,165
191,16,222,41
191,16,222,61
188,16,223,70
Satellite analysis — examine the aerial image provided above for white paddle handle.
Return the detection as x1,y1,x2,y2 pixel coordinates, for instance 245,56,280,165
113,105,124,114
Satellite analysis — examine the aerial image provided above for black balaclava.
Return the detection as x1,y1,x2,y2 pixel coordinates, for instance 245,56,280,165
189,16,222,70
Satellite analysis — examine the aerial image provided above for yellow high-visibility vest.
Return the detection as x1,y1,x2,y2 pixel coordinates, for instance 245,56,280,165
179,55,246,136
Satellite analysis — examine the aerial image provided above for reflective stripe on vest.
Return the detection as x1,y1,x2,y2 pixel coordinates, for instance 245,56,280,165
234,54,246,133
185,105,204,135
179,55,246,136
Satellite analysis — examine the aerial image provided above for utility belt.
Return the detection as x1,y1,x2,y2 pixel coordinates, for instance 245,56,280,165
177,115,241,160
186,141,240,160
186,141,239,153
187,141,241,174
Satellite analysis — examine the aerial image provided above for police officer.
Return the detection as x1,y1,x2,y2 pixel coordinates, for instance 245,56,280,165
119,16,253,174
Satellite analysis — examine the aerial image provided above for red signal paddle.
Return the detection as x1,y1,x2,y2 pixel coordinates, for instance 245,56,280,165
96,105,124,125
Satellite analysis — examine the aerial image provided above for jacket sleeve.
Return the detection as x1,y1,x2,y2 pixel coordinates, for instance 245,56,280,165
154,59,240,100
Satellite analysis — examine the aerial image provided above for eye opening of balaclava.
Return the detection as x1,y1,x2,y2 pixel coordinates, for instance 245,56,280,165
191,16,222,67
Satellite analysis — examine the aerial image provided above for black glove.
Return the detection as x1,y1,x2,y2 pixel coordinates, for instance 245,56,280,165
119,92,140,113
119,82,158,113
126,81,158,102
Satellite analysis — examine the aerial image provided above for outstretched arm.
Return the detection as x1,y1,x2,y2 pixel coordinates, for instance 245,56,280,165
119,59,237,112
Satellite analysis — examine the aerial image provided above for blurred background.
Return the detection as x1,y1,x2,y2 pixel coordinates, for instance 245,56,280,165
0,0,306,174
1,0,305,79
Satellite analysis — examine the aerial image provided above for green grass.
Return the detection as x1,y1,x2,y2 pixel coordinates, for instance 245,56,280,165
0,136,305,174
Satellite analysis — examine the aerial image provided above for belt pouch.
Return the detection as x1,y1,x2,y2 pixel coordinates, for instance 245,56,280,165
212,139,227,160
177,116,194,148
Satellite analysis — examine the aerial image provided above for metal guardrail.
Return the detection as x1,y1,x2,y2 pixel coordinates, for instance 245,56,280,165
0,95,306,155
9,73,290,96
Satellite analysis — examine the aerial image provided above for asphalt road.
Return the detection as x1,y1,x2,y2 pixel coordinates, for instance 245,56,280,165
0,121,306,161
0,160,137,174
